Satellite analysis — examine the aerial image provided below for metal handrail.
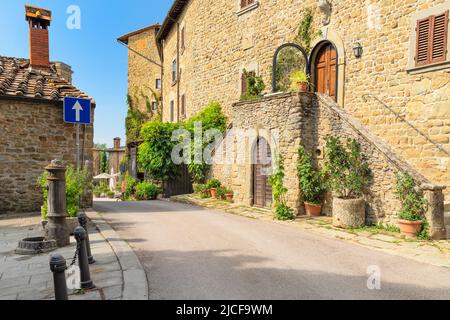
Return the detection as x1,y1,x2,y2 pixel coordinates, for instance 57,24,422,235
362,94,450,157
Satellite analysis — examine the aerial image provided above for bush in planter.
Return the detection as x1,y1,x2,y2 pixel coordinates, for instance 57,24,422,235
38,166,91,219
324,137,372,228
297,145,327,216
394,172,428,239
123,172,138,200
216,186,228,200
135,181,162,200
269,155,295,221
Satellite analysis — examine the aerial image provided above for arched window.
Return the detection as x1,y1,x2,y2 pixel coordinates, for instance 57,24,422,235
272,43,310,93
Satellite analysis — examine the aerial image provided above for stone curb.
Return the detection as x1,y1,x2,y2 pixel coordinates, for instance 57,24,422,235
85,210,148,300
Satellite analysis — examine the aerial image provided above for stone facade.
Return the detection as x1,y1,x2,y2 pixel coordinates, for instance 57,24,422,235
0,98,94,213
159,0,450,197
211,93,446,239
119,25,162,117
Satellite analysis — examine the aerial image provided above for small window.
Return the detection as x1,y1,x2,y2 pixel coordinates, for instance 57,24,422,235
415,11,449,67
155,78,161,90
240,0,255,9
181,27,186,51
170,100,174,122
181,94,186,118
151,101,158,111
172,59,177,83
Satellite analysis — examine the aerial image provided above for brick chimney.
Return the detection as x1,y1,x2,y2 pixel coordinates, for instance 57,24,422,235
113,138,121,149
25,5,52,70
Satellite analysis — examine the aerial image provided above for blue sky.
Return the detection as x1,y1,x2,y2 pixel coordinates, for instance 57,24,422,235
0,0,172,147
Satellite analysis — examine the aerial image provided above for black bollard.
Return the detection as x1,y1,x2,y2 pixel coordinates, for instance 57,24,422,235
49,253,68,300
74,226,95,290
77,212,95,264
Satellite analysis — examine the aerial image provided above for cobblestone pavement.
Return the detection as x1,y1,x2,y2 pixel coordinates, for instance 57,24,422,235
0,213,135,300
171,195,450,269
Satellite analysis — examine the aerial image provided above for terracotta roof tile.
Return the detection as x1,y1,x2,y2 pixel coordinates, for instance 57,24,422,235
0,56,93,103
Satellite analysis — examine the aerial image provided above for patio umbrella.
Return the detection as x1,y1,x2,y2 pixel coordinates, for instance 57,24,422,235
93,173,112,180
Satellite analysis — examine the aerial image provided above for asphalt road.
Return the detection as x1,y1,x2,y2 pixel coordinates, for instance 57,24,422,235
94,199,450,300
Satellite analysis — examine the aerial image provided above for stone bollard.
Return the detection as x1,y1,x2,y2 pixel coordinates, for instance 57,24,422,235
77,212,95,264
74,226,95,289
45,160,70,247
49,253,68,300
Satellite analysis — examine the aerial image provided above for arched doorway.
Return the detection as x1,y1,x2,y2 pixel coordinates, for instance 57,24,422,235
312,41,338,101
252,137,272,208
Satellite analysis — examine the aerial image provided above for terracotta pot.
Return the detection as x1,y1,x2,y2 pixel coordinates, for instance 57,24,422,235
210,188,217,198
225,193,234,202
304,202,322,217
297,82,309,92
398,219,422,238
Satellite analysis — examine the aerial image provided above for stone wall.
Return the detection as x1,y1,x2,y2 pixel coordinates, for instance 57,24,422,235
211,93,446,238
127,27,161,116
0,98,94,214
160,0,449,197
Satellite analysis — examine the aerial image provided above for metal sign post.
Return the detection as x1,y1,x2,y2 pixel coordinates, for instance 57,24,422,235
76,123,80,170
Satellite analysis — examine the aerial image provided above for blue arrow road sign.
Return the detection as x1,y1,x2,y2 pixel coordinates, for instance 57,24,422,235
63,97,91,124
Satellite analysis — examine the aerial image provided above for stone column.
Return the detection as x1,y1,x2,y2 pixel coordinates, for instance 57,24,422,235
45,160,70,247
422,184,447,240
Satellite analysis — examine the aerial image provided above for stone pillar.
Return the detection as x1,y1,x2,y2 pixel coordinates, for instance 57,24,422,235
45,160,70,247
422,184,447,240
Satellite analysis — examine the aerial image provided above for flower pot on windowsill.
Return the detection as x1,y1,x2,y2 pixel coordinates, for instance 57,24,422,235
209,188,218,198
304,202,322,217
297,82,309,92
398,219,422,238
225,193,234,202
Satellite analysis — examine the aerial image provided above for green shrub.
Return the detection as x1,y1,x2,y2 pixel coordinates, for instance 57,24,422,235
106,191,115,198
269,154,295,221
394,173,427,222
138,119,180,181
297,145,327,205
93,181,109,197
135,181,162,200
123,173,138,200
240,70,265,101
184,102,227,183
206,178,221,189
275,203,295,221
323,136,372,199
216,186,228,199
38,165,91,219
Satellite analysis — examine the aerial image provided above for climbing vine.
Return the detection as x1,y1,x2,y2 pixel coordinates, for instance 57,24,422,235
295,8,321,54
269,154,295,221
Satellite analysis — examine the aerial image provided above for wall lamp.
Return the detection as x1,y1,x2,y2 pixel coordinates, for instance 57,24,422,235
353,42,363,58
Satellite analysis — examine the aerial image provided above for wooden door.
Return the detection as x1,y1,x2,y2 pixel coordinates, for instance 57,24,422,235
253,138,272,208
315,43,337,100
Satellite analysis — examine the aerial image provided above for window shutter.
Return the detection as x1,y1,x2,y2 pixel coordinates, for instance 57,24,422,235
241,0,247,9
416,17,432,66
431,11,448,63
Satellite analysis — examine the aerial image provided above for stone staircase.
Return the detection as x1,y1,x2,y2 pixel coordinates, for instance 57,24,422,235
445,202,450,239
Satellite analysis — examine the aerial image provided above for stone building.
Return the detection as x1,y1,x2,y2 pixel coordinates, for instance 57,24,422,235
0,5,94,213
118,24,162,178
122,0,449,238
93,138,126,176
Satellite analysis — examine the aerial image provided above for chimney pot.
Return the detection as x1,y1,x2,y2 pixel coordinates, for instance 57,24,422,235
25,5,52,71
113,138,121,149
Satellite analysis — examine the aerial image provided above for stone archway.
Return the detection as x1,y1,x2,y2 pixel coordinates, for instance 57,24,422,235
310,27,346,106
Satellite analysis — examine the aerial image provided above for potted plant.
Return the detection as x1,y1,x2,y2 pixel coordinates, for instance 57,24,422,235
225,189,234,202
290,70,310,92
394,173,427,238
216,186,227,200
297,146,327,217
324,137,372,228
206,179,221,198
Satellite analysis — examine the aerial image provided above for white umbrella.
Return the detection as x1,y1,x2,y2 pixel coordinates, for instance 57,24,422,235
93,173,112,180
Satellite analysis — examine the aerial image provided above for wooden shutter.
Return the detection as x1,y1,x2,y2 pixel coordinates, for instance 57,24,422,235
416,17,432,66
181,94,186,118
431,11,449,63
241,0,247,9
416,11,449,66
241,72,247,94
